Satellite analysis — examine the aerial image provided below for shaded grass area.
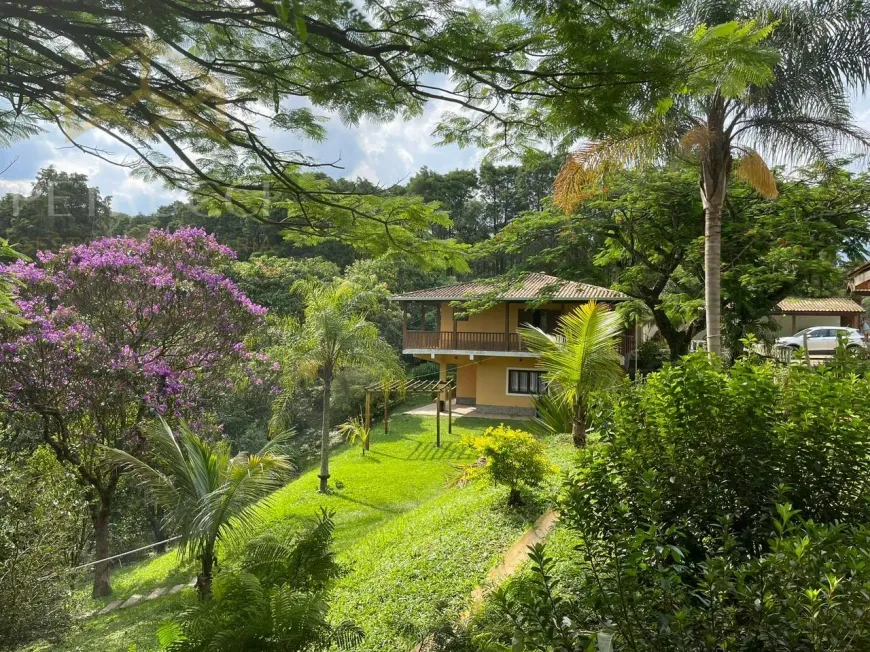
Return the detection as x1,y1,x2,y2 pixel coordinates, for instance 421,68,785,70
26,410,512,651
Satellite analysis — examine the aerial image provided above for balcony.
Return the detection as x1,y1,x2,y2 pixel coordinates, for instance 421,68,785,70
403,330,637,356
404,330,526,352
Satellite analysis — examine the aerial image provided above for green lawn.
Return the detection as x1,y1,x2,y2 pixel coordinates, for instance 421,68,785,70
27,410,572,652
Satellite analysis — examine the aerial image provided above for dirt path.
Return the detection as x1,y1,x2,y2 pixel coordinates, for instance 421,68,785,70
467,508,558,612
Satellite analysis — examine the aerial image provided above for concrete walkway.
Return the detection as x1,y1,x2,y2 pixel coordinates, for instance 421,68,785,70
83,578,195,619
403,400,528,421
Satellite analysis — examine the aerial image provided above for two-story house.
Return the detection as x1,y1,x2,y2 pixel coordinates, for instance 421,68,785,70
392,273,634,416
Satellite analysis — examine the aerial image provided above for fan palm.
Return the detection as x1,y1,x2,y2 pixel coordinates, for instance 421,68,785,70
519,302,624,447
271,279,400,493
105,419,293,599
554,5,870,355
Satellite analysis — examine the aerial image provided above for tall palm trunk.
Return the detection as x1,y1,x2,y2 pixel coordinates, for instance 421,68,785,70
701,101,730,356
702,192,725,356
318,369,332,493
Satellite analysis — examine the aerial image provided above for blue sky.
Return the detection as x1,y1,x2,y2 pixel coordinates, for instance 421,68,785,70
0,100,484,215
2,94,870,215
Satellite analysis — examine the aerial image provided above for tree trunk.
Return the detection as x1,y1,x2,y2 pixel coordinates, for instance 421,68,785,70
318,372,332,493
572,401,587,448
508,486,523,507
703,197,724,356
701,101,730,357
89,497,112,598
650,304,696,360
144,502,168,553
196,543,215,600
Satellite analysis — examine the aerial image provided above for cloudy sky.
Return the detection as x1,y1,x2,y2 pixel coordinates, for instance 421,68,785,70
3,94,870,216
0,99,485,216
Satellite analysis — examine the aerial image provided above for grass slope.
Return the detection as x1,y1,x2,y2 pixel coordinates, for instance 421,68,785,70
29,410,565,652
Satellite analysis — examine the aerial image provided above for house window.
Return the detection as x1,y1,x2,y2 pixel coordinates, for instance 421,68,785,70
507,369,546,395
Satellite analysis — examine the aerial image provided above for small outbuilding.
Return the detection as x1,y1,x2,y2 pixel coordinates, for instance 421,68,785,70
771,297,865,336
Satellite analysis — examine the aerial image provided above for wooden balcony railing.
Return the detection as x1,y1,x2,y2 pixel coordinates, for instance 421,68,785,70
404,330,637,356
404,330,526,352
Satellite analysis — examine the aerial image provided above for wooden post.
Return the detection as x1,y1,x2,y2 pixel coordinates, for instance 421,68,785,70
452,306,458,349
383,386,390,434
447,384,452,434
803,331,811,367
504,302,510,351
364,390,371,451
436,393,441,448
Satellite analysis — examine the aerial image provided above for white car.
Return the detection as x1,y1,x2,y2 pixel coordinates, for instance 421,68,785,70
775,326,866,353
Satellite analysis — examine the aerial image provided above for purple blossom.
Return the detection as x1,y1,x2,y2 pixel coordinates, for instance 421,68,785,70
0,229,266,420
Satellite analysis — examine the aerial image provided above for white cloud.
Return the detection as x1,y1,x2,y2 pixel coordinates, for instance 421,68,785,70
0,179,32,196
348,161,380,184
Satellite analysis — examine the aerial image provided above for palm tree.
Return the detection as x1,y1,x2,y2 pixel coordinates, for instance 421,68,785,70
338,416,371,456
519,302,624,447
554,6,870,355
105,419,292,599
272,279,399,493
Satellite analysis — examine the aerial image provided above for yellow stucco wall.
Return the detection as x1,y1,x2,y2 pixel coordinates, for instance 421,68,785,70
413,353,542,408
438,301,575,334
476,356,540,408
456,362,477,400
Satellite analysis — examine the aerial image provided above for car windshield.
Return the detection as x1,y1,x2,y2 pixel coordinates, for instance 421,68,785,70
791,328,813,338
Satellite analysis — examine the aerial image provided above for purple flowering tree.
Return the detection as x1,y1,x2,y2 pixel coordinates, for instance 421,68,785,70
0,229,267,597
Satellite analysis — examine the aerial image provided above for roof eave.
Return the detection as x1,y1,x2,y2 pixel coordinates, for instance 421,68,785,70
390,295,630,302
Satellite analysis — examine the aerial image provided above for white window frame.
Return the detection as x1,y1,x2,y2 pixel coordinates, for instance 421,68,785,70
505,367,546,397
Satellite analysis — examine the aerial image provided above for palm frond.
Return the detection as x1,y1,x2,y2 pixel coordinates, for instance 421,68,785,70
553,121,677,213
733,148,778,198
519,303,624,410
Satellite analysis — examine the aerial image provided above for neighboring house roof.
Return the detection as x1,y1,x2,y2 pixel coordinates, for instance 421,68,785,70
391,272,628,302
774,297,865,314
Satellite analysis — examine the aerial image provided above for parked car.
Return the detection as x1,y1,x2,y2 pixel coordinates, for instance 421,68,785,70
775,326,866,353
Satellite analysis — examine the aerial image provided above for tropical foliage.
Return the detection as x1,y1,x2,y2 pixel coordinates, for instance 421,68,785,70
271,278,400,493
0,238,25,329
519,303,624,446
338,417,371,456
157,509,362,651
0,229,266,596
436,355,870,651
554,6,870,354
106,419,293,600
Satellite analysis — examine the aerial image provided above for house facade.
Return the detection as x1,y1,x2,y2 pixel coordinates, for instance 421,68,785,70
392,273,633,416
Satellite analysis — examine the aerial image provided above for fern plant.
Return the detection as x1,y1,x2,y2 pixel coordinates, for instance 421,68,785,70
158,509,363,651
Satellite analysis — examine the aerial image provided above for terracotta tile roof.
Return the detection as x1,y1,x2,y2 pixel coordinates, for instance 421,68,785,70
391,272,628,302
775,297,865,314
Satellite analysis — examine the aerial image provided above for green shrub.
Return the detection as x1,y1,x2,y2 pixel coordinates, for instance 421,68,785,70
462,425,553,506
568,353,870,557
459,504,870,651
432,356,870,651
158,510,361,651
